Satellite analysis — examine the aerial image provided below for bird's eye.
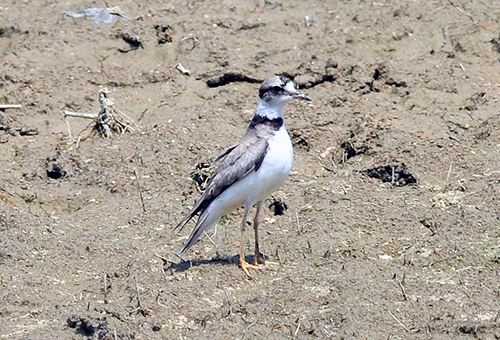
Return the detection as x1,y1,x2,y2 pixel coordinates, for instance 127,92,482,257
272,86,283,92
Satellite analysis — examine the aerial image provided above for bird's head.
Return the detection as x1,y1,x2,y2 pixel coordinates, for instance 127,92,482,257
259,76,312,105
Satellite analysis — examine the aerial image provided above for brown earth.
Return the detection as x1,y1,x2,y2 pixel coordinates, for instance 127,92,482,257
1,0,500,339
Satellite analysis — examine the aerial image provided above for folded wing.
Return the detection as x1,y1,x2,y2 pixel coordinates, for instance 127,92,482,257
174,132,268,232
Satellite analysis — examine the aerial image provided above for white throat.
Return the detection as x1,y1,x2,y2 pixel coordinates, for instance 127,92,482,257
255,99,285,120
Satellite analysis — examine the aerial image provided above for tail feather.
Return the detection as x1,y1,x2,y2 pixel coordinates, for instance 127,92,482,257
173,186,215,233
179,208,220,254
173,210,196,233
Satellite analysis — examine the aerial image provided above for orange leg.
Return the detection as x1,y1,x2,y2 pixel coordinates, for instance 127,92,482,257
253,201,278,267
240,207,261,277
253,201,265,265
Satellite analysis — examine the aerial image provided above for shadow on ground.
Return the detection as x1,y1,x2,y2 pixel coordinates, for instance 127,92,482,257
166,254,273,273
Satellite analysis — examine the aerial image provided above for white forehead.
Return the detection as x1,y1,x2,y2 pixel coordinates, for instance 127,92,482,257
284,80,296,92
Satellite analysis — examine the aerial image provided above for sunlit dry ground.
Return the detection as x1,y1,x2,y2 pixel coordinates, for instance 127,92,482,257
1,1,499,339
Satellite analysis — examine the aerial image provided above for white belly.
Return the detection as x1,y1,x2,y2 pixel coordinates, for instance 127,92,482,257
210,126,293,215
252,126,294,202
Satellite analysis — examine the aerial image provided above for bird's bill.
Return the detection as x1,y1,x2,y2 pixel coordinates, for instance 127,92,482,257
284,80,312,101
295,93,312,101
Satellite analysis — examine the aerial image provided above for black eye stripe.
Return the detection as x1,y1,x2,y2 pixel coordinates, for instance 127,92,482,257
279,75,291,85
259,79,293,99
258,76,295,99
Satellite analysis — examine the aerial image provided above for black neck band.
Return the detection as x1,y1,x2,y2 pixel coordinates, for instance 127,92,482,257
249,115,283,131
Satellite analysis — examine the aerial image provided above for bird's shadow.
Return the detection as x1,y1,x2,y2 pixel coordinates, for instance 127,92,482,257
165,254,268,273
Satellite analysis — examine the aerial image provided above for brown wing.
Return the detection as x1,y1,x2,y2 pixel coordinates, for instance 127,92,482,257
174,130,269,232
211,143,238,165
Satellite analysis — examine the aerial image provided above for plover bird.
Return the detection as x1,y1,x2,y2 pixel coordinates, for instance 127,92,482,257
175,75,311,276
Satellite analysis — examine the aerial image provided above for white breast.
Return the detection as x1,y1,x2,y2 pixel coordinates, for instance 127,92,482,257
208,125,294,216
251,125,294,202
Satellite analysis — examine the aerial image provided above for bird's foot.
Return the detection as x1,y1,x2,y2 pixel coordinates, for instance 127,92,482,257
254,253,278,266
257,259,278,266
240,259,262,278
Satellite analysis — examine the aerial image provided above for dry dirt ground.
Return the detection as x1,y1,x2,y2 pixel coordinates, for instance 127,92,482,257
1,0,500,339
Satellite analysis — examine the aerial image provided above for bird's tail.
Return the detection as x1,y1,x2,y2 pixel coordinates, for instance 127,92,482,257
179,208,220,255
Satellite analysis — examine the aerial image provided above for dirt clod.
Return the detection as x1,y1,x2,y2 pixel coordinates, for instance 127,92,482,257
204,71,261,87
420,218,440,235
0,26,21,38
364,163,417,186
191,162,211,190
340,139,368,162
46,150,72,179
458,325,478,336
67,315,108,338
117,33,143,53
291,130,310,151
154,24,173,44
464,92,486,111
269,198,288,216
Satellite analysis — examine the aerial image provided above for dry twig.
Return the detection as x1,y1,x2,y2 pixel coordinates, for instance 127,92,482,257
388,310,410,332
134,168,146,213
103,274,108,303
443,162,453,192
94,88,138,138
394,273,407,301
129,276,147,316
0,104,22,110
63,88,139,144
222,285,233,318
63,111,97,119
447,0,475,21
